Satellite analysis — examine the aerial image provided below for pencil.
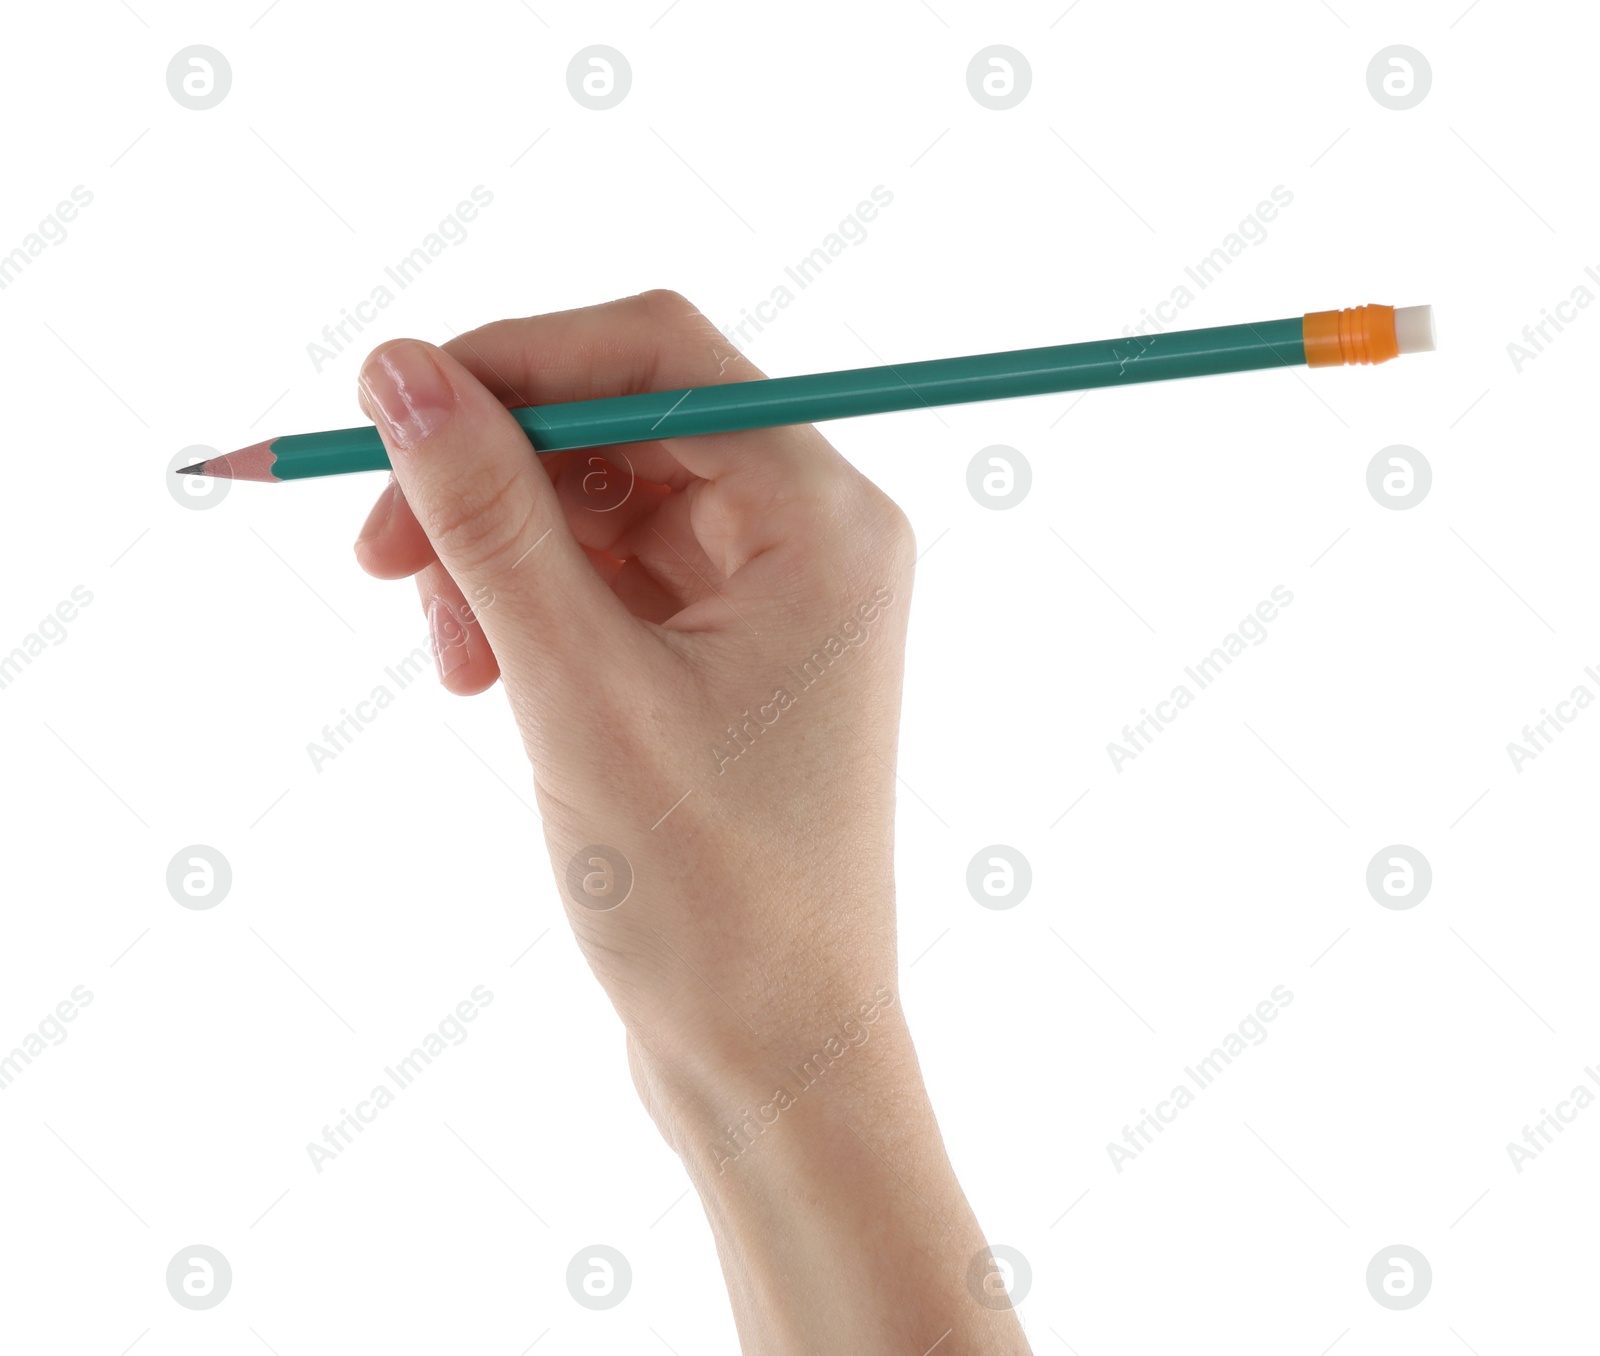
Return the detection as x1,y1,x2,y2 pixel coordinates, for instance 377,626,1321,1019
178,304,1436,482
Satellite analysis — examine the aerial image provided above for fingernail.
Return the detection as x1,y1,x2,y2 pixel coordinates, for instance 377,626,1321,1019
356,477,397,547
429,596,470,679
360,343,455,448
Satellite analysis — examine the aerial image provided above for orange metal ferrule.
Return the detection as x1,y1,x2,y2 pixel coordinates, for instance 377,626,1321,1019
1303,304,1401,367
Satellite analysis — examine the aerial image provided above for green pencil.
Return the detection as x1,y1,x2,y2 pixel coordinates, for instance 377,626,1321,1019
178,304,1435,482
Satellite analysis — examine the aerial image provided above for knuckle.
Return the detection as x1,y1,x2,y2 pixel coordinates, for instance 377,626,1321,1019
637,287,699,320
873,494,917,567
831,474,916,556
626,289,764,387
879,497,916,555
425,468,538,574
637,288,718,344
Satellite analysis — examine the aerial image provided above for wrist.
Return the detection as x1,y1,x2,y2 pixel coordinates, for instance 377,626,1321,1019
693,983,917,1183
627,974,913,1166
656,999,1030,1355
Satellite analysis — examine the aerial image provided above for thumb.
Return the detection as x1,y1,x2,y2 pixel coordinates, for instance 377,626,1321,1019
357,338,629,703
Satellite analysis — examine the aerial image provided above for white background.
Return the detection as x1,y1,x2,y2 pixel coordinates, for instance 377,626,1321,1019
1,1,1595,1351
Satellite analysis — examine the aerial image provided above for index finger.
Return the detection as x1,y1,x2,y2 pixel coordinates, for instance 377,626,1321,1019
441,289,848,501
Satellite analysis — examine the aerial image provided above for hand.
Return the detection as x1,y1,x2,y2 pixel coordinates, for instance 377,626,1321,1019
354,291,1030,1354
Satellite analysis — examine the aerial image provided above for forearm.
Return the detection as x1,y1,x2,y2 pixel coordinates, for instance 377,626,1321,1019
655,1004,1032,1354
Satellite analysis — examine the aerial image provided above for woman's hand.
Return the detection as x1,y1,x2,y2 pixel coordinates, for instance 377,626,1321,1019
354,291,1030,1354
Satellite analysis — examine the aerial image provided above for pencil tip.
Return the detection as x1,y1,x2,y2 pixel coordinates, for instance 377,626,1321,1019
174,438,281,483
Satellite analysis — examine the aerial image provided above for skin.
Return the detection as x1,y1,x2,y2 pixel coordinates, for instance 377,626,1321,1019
353,290,1031,1355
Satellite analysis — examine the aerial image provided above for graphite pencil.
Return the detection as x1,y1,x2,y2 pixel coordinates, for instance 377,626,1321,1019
178,304,1436,482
